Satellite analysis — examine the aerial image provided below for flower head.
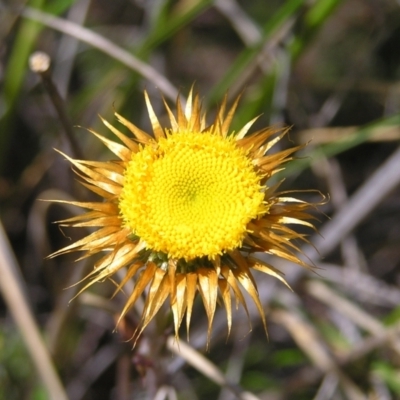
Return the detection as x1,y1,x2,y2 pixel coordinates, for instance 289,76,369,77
51,88,320,345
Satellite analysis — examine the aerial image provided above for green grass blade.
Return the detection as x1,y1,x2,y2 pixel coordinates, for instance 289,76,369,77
0,0,79,171
285,114,400,176
207,0,305,104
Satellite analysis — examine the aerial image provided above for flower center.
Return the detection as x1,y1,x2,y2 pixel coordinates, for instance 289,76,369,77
119,131,264,260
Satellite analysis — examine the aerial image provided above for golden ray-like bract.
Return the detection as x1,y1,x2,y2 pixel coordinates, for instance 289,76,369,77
50,88,321,345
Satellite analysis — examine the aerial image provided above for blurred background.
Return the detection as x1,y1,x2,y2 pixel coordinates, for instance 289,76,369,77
1,0,400,399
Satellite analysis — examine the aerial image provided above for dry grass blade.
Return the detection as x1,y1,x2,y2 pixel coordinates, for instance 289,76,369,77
166,336,260,400
272,309,366,400
313,373,339,400
153,385,178,400
53,0,91,97
66,344,121,400
315,157,364,271
217,326,252,400
306,280,400,356
298,126,400,144
226,18,295,100
0,221,68,400
278,319,400,396
22,7,178,101
271,309,337,373
316,262,400,307
307,280,384,335
339,321,400,366
214,0,261,46
308,145,400,263
167,336,227,386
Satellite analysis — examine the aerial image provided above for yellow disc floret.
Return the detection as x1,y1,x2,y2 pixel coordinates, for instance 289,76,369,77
119,130,264,260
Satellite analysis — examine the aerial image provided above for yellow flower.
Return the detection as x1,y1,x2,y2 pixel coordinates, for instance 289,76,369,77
51,88,320,345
